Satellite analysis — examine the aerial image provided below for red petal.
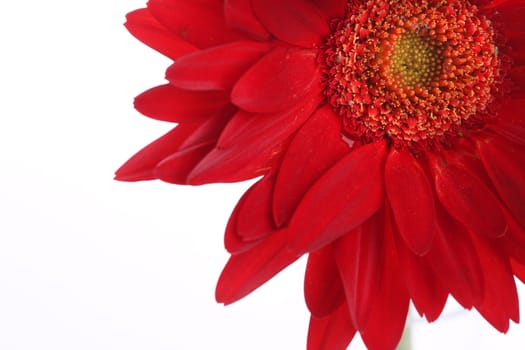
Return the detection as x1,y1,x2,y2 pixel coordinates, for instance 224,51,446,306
134,84,228,123
251,0,329,48
166,41,270,91
287,141,387,255
273,106,350,226
177,106,236,149
473,235,520,331
335,210,385,330
483,0,525,9
188,140,284,184
510,66,525,97
224,0,271,40
311,0,347,20
511,259,525,284
304,244,345,318
385,149,435,255
395,231,447,322
477,136,525,228
307,303,356,350
125,9,197,59
188,88,322,184
236,174,277,241
215,229,299,304
485,1,525,19
147,0,244,48
503,215,525,265
427,205,484,309
224,182,270,254
487,2,525,61
488,99,525,146
359,216,410,350
489,122,525,146
231,47,321,113
218,88,321,149
432,156,508,238
154,142,214,184
117,103,233,182
150,110,233,183
115,124,199,181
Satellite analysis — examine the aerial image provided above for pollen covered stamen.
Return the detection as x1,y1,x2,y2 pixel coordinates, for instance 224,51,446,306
322,0,501,147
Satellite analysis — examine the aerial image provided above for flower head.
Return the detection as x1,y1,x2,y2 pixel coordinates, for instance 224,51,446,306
117,0,525,349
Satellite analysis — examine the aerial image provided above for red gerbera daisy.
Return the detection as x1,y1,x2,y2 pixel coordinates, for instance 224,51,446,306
117,0,525,349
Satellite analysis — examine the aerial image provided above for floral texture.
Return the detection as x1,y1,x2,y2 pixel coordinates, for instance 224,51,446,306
117,0,525,349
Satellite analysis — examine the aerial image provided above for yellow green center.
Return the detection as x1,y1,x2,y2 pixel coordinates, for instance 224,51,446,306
388,33,442,88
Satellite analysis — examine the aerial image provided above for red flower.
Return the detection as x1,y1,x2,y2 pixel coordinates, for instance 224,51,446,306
117,0,525,349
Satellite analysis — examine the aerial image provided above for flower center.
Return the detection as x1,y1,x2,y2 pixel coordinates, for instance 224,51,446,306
322,0,501,147
387,32,442,88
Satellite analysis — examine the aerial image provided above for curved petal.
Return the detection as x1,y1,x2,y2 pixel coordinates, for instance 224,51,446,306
511,259,525,285
385,149,435,255
359,215,410,350
125,9,197,60
147,0,244,48
188,140,285,184
472,235,520,331
335,210,385,330
134,84,229,123
476,136,525,228
218,87,322,149
215,229,299,304
177,106,236,149
427,205,484,309
236,174,277,241
224,181,272,254
115,124,200,181
287,141,387,255
395,231,447,322
510,66,525,97
304,244,345,318
487,99,525,146
224,0,271,40
489,123,525,146
231,47,321,113
484,1,525,32
251,0,329,48
188,88,322,184
307,303,356,350
166,41,271,91
149,110,232,183
273,106,350,226
431,155,508,238
154,141,214,184
503,214,525,266
482,0,525,10
311,0,347,20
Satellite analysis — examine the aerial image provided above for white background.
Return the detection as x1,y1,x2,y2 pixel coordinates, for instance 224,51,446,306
0,1,524,349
